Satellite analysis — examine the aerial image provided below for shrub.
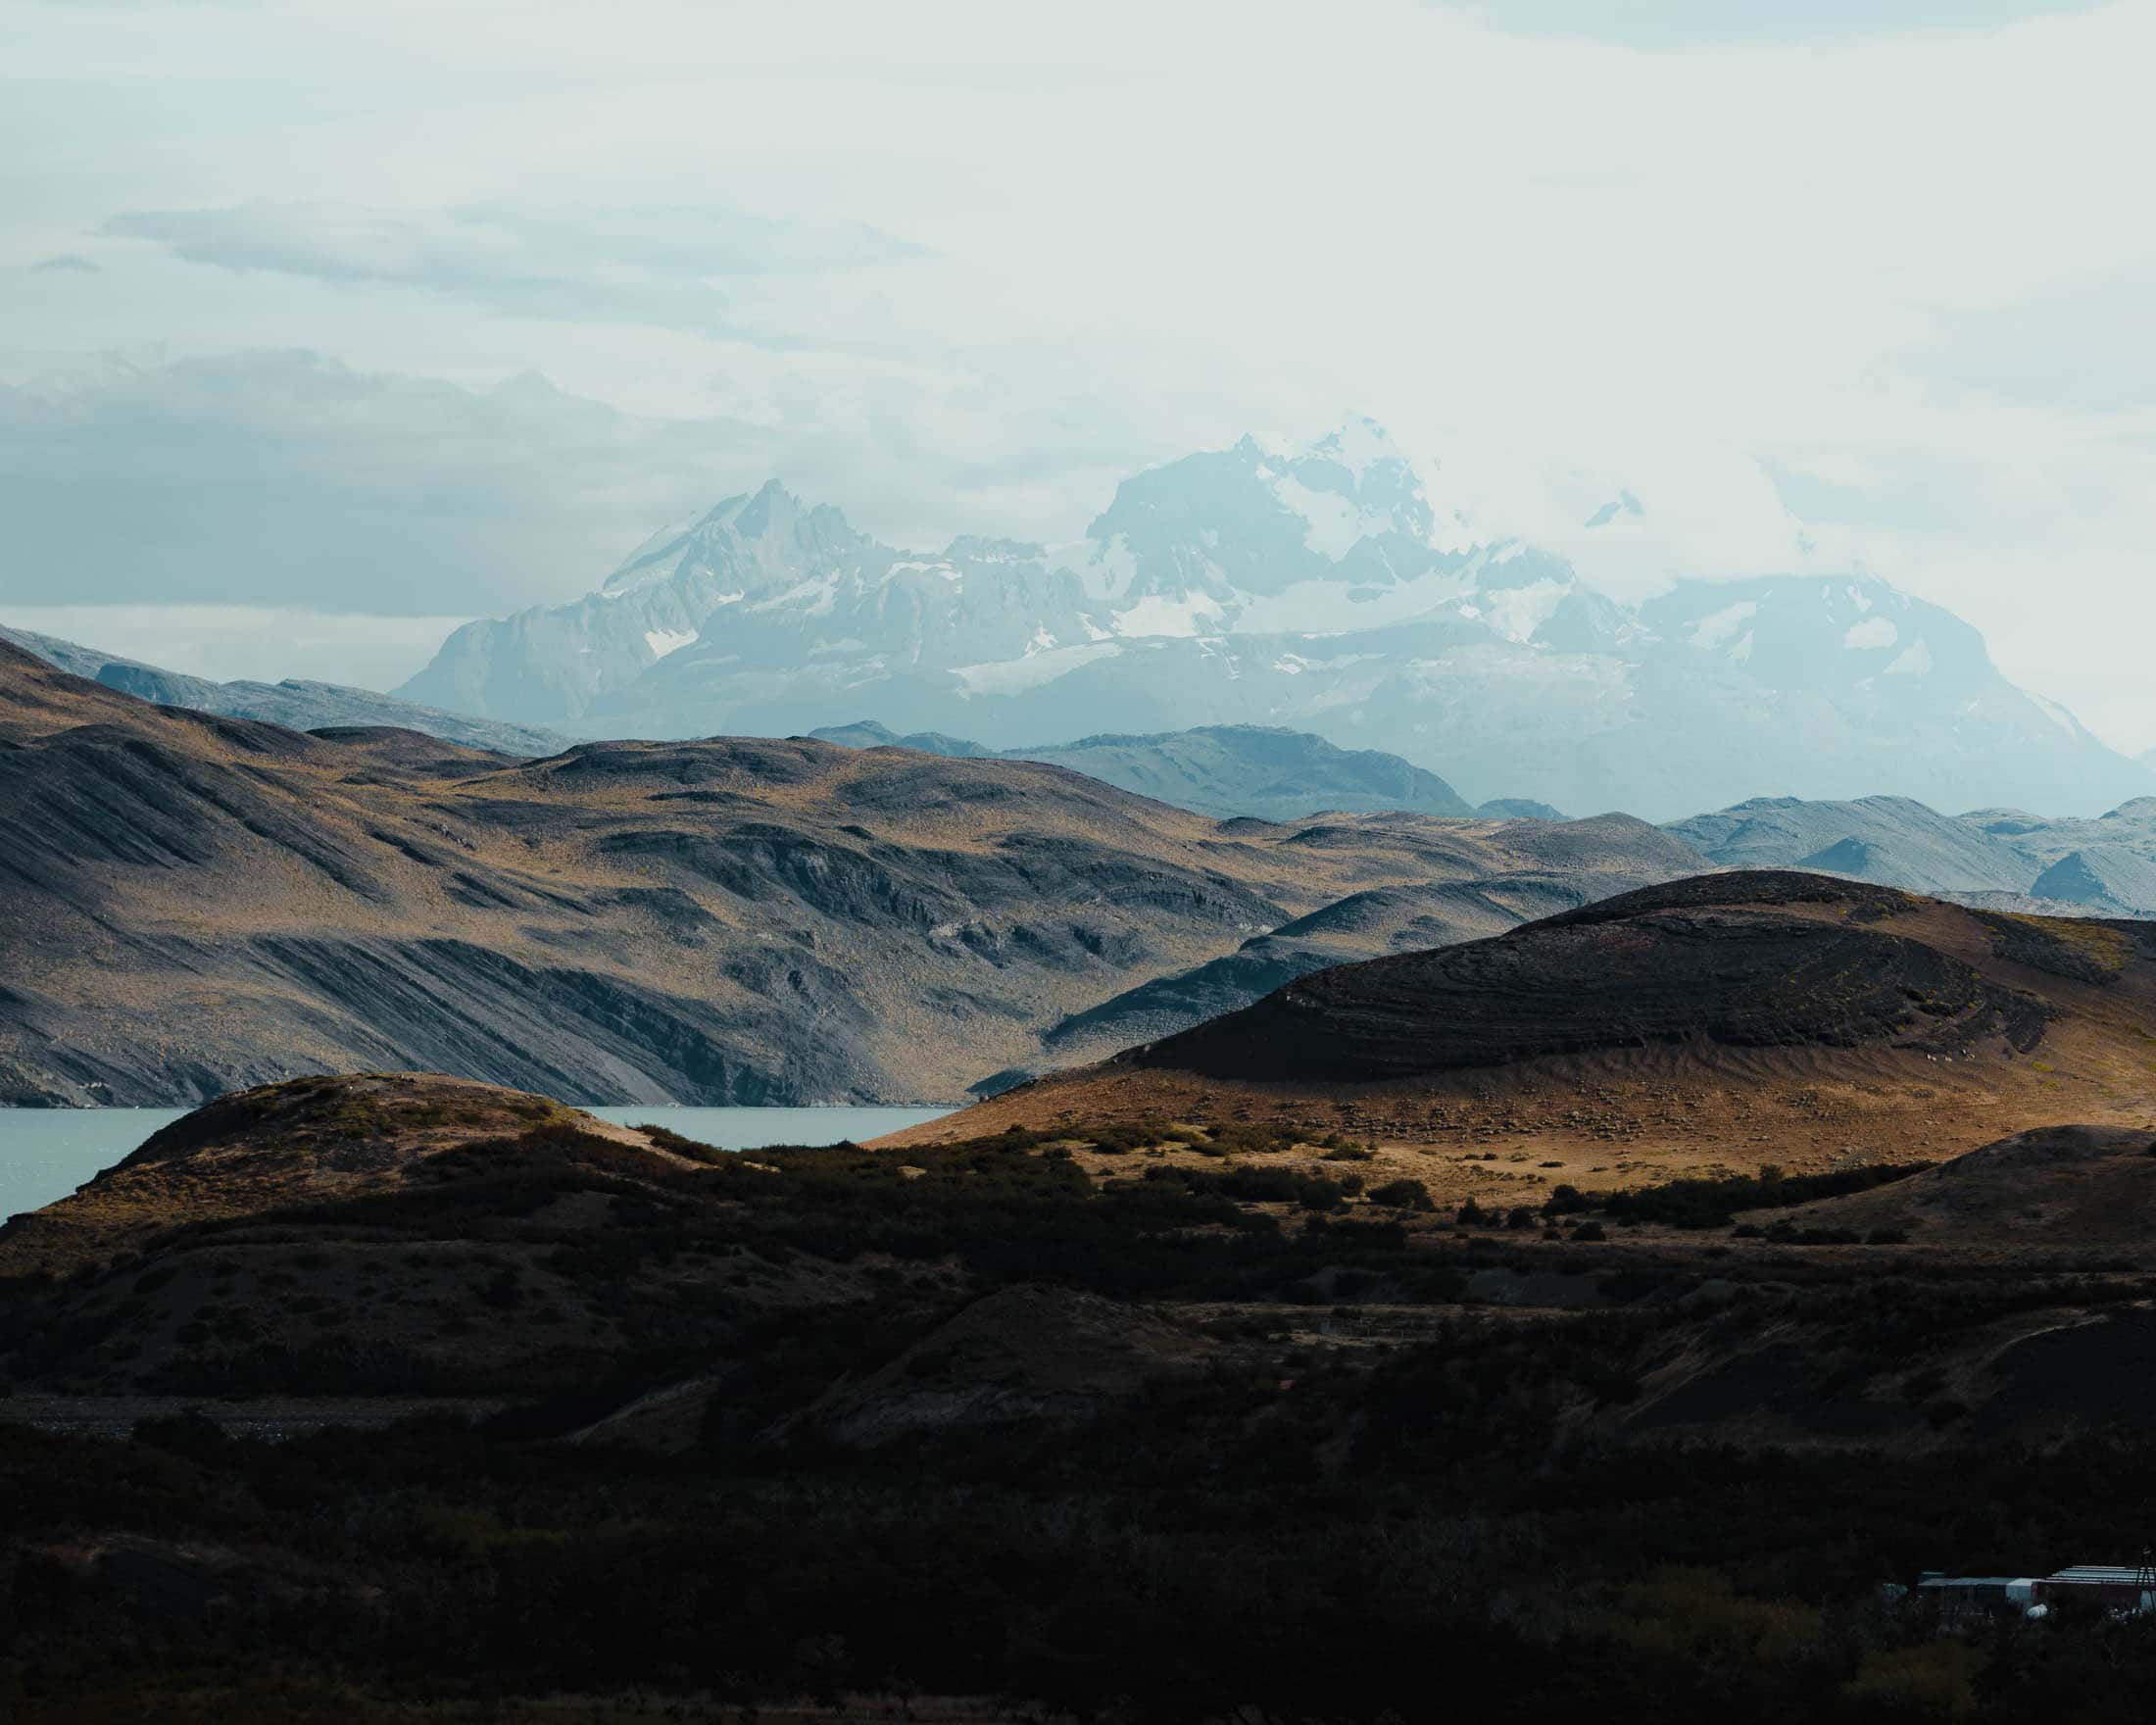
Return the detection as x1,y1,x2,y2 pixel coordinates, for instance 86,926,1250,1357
1597,1162,1930,1231
1368,1179,1435,1212
1840,1642,1984,1722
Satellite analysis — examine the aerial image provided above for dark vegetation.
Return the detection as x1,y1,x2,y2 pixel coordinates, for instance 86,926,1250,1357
13,1112,2156,1719
19,1370,2156,1719
1547,1160,1932,1231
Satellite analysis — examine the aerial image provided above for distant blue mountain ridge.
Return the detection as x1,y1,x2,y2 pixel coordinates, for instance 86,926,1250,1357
390,419,2155,822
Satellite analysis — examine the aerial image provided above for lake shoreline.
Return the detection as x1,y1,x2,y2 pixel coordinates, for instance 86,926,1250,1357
0,1102,955,1226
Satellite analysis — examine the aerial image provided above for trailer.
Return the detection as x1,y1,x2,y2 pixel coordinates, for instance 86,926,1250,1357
1915,1574,2038,1624
2031,1566,2156,1617
1916,1563,2156,1625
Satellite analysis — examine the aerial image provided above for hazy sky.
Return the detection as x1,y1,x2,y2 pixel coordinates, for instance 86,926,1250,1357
3,0,2152,750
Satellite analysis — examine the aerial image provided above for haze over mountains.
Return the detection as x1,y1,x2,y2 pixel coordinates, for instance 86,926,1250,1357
808,718,1555,822
396,420,2154,821
0,622,567,760
1668,794,2156,918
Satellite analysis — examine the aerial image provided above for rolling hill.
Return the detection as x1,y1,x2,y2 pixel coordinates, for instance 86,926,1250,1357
1665,793,2156,915
0,621,566,758
810,719,1526,822
0,638,1700,1107
879,871,2156,1196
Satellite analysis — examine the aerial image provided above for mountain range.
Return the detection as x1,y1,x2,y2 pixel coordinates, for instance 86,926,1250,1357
809,718,1560,822
0,637,1699,1107
0,622,566,758
1665,794,2156,916
25,611,2151,918
0,625,1555,825
395,419,2155,821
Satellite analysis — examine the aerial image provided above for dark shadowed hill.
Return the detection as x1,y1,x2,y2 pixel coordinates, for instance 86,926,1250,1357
882,871,2156,1180
1129,872,2061,1084
1029,812,1700,1075
0,640,1701,1107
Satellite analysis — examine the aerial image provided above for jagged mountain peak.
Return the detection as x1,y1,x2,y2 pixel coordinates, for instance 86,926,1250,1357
396,433,2156,821
1638,573,1989,691
1068,420,1474,623
601,478,864,598
1302,414,1406,476
942,534,1047,565
1584,488,1645,529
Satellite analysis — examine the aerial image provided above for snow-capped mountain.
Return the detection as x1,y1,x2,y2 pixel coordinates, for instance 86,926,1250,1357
402,481,1099,725
396,421,2155,820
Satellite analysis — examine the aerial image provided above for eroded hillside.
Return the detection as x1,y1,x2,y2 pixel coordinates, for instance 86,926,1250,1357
881,872,2156,1196
0,640,1702,1106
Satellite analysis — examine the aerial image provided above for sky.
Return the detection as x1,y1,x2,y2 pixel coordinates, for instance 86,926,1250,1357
2,0,2152,752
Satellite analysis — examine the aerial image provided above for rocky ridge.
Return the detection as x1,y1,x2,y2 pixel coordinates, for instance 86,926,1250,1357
0,638,1700,1107
394,421,2155,820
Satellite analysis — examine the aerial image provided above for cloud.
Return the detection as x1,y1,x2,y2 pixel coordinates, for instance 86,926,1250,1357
6,0,2154,749
0,352,771,613
1900,269,2156,413
100,202,926,334
0,347,1161,616
1440,0,2112,47
29,254,100,272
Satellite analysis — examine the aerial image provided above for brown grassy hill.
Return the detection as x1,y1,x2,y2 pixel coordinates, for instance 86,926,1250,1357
0,1070,1446,1413
1771,1123,2156,1251
0,1071,649,1275
14,1067,2156,1461
0,638,1702,1106
876,871,2156,1205
0,1071,911,1396
1031,812,1705,1073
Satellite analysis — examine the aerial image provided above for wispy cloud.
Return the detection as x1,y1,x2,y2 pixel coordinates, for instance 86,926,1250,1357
0,351,763,613
1439,0,2111,47
0,348,1148,616
29,254,100,272
1900,268,2156,414
100,202,927,333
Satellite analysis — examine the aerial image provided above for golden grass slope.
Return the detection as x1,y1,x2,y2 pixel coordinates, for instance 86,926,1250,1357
0,638,1702,1106
875,873,2156,1207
